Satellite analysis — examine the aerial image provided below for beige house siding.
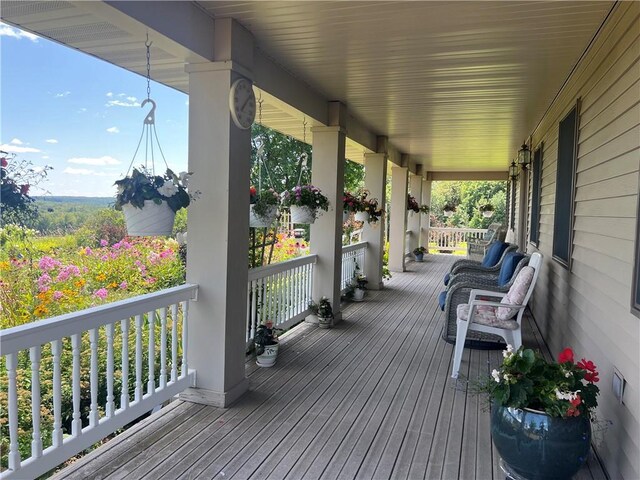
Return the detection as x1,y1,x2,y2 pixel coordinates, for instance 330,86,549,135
522,2,640,478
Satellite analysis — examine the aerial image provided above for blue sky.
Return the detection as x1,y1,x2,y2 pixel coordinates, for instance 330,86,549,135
1,22,189,197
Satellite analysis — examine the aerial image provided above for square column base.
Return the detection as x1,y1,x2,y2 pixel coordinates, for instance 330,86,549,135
180,378,249,408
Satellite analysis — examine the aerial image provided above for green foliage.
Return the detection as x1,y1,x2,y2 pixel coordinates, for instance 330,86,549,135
309,297,334,318
430,181,507,227
76,209,127,248
476,346,600,419
114,168,191,213
281,185,330,212
30,197,112,234
254,321,280,355
173,208,188,235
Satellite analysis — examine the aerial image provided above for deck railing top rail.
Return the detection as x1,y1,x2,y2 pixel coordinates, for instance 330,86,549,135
342,241,368,254
248,254,318,281
0,283,199,356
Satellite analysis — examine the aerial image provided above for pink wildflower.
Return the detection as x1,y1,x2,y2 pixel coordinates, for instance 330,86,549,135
53,291,64,300
38,256,60,271
119,281,128,290
56,265,80,282
100,239,108,247
37,273,52,292
94,288,108,300
85,247,93,255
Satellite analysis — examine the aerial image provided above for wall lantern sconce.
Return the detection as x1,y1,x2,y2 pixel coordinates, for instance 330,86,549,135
518,143,532,170
509,160,519,181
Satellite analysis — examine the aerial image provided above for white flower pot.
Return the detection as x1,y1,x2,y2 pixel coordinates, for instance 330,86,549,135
250,205,278,227
290,205,317,224
122,200,176,236
355,211,369,222
353,288,365,301
318,316,332,329
256,342,279,367
482,211,494,218
443,210,454,217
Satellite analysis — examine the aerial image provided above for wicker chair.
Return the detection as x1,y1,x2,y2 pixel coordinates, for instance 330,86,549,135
441,251,529,347
467,222,506,261
444,243,518,286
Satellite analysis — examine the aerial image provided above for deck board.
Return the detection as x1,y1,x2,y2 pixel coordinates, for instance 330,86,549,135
52,254,607,480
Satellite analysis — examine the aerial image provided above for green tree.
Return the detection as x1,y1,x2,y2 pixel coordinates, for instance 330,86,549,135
430,180,507,227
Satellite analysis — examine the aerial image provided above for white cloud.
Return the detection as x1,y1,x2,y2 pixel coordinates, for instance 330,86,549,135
106,99,141,108
67,155,120,166
78,107,87,113
63,167,110,177
106,92,114,97
106,126,120,134
45,139,58,144
55,91,71,98
0,143,40,153
126,96,137,102
42,156,50,160
10,138,23,145
0,25,38,42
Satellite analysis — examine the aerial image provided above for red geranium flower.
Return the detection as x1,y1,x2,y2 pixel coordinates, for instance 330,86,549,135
558,347,574,364
584,371,600,383
1,157,7,167
577,359,596,372
570,395,581,407
20,184,30,195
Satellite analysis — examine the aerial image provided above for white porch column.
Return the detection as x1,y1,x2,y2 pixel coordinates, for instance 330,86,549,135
310,105,346,322
182,19,252,407
407,173,423,255
389,165,409,272
421,177,432,249
362,151,388,289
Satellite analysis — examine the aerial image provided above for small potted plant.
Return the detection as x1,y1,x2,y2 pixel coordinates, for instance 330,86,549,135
249,186,280,227
413,246,427,262
254,320,281,367
407,194,420,213
115,167,194,236
352,274,368,301
281,185,329,224
479,203,495,218
442,203,456,217
309,297,334,328
477,346,600,480
361,195,384,225
419,204,430,215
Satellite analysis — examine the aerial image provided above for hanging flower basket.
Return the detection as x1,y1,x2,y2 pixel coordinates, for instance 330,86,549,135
250,204,278,227
482,210,495,218
122,200,176,236
342,211,349,223
290,205,317,224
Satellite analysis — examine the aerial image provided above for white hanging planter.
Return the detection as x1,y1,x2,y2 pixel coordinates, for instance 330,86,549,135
256,342,279,367
482,210,494,218
354,211,369,222
343,211,349,223
122,200,176,236
250,205,278,228
443,210,454,217
290,205,317,224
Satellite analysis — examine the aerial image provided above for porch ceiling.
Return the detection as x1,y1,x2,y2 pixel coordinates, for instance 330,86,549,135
2,1,613,171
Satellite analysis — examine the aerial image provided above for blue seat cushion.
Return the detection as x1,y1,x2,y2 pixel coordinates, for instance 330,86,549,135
443,272,451,286
438,290,447,311
481,241,508,268
497,252,526,286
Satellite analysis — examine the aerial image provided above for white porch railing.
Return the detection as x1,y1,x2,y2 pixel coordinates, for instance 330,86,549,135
341,242,367,292
428,227,487,254
0,284,198,480
246,255,317,347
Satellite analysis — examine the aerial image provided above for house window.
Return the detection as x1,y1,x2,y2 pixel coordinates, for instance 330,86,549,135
529,144,543,246
632,191,640,317
552,102,580,267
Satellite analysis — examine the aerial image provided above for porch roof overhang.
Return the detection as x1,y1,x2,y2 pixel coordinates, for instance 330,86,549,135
1,0,614,173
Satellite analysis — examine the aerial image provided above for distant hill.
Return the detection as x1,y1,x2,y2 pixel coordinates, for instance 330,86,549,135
34,196,113,207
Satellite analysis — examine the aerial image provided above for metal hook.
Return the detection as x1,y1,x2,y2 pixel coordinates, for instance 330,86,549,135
141,98,156,125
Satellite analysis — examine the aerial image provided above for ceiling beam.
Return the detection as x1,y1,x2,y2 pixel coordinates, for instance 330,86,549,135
426,171,508,181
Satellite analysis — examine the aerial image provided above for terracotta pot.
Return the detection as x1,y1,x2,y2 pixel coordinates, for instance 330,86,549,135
122,200,176,236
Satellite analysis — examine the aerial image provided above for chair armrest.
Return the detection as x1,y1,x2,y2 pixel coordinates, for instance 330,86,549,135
468,289,507,302
448,272,500,290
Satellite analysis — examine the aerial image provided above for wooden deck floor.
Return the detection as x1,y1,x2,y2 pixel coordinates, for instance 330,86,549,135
54,255,607,480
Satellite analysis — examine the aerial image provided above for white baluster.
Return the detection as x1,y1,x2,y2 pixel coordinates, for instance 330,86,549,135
50,339,63,447
160,307,167,389
30,346,43,458
181,300,189,377
250,281,258,341
89,328,99,427
71,334,82,436
105,323,115,417
257,277,264,325
121,318,130,409
147,310,156,394
171,303,178,383
134,314,143,402
6,352,21,470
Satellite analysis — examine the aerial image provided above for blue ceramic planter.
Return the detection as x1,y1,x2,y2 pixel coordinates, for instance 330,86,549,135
491,404,591,480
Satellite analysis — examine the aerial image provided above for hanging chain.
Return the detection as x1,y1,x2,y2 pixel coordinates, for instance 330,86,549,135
145,33,152,100
302,117,307,144
258,90,263,125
